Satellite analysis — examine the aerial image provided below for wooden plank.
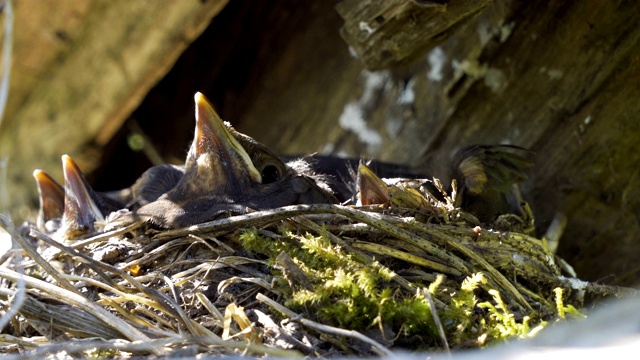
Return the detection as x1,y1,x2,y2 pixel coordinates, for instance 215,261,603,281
0,0,228,216
233,0,640,284
336,0,491,70
410,1,640,283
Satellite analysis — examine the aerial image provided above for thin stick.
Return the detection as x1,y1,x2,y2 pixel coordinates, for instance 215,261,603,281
155,204,470,275
0,267,155,349
0,0,12,128
424,288,450,353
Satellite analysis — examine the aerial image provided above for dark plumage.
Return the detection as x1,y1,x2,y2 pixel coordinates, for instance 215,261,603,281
282,155,426,204
355,144,533,223
58,155,123,239
131,92,337,228
40,94,529,231
105,164,186,209
452,144,533,222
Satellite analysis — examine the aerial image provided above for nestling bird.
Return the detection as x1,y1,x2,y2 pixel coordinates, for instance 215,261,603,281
99,164,186,210
451,144,533,223
354,145,533,223
129,92,337,228
32,169,65,233
40,94,528,230
57,155,123,240
282,154,427,204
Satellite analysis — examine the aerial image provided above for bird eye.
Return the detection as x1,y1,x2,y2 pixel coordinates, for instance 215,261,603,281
261,164,280,184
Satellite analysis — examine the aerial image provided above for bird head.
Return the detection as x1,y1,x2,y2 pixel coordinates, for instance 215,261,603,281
59,155,105,239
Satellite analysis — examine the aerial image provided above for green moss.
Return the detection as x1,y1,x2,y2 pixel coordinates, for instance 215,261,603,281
85,348,119,359
238,228,579,348
554,287,586,320
478,289,546,341
381,292,437,336
239,228,296,261
444,273,487,343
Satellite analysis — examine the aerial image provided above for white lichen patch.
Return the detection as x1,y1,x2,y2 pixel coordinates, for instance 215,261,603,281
338,102,382,151
321,142,335,154
512,253,526,264
337,70,390,153
539,67,564,80
427,47,446,82
484,68,507,93
453,59,506,93
453,59,488,78
500,22,516,43
397,78,415,105
558,276,589,290
359,21,374,35
361,70,390,104
578,115,592,134
348,46,359,59
477,22,493,46
386,116,402,138
477,21,516,45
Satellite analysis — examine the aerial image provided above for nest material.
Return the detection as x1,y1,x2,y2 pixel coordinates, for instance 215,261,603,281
0,182,635,358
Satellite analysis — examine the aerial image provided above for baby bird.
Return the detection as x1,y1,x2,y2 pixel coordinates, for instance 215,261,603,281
130,92,337,228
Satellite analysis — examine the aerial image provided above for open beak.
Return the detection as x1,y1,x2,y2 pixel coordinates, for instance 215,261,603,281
61,155,104,238
190,92,262,187
33,169,65,230
358,164,430,209
357,164,391,206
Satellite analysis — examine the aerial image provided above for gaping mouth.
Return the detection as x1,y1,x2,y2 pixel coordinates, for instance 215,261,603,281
61,154,104,234
190,92,262,188
33,169,65,224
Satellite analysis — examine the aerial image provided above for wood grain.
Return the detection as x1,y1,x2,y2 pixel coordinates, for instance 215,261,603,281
0,0,228,217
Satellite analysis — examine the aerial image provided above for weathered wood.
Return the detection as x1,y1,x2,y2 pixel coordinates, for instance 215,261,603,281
412,1,640,285
336,0,491,70
0,0,228,217
228,1,640,285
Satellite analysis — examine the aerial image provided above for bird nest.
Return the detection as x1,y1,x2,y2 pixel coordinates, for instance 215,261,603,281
0,184,634,358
